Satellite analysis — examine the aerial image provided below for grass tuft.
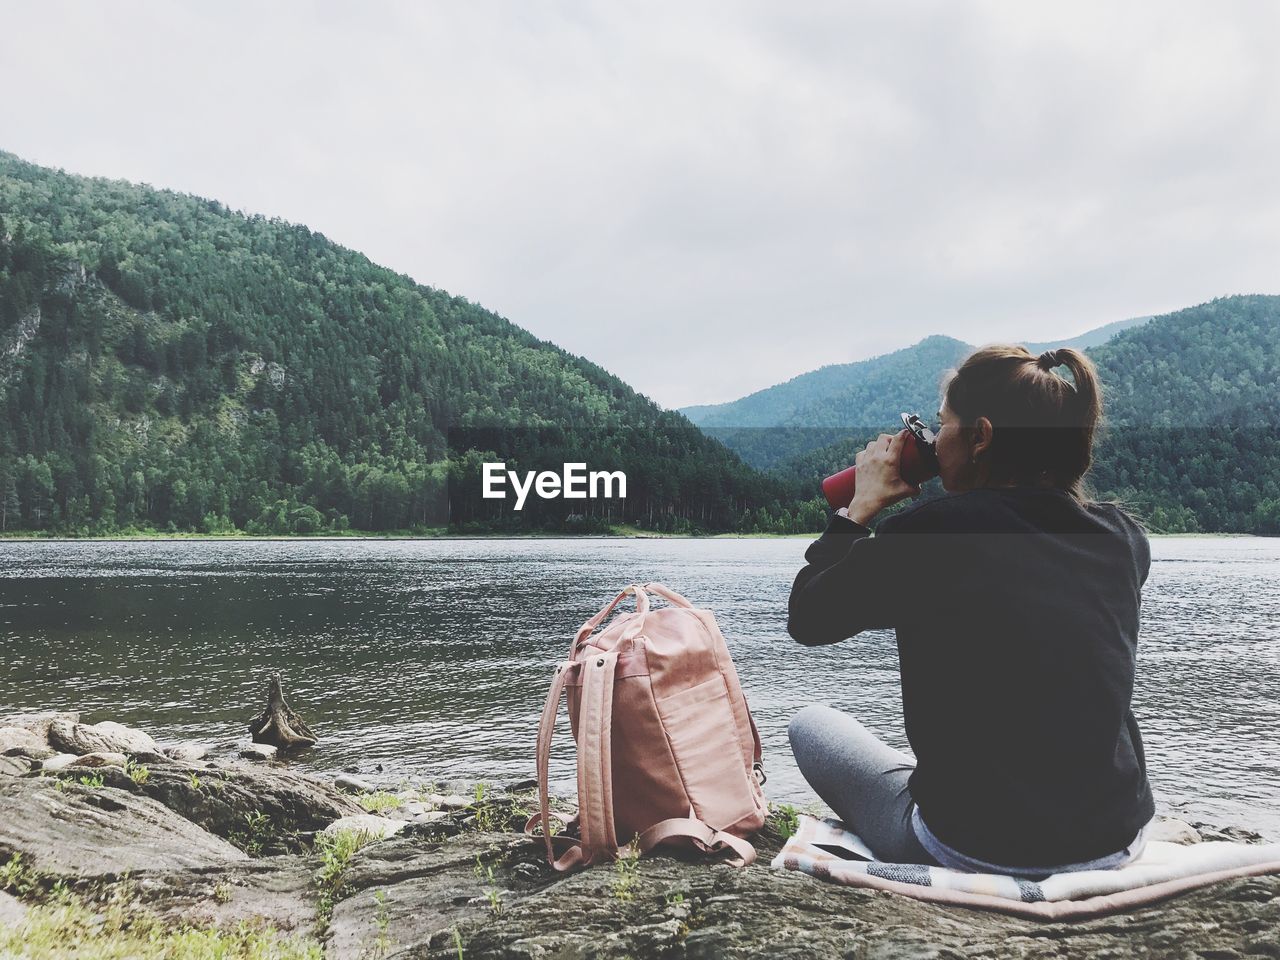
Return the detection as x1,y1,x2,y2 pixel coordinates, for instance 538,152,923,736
0,854,37,897
612,837,641,902
0,886,321,959
473,853,503,916
470,782,499,831
313,829,380,928
770,803,801,839
229,810,272,857
371,889,392,957
356,791,403,814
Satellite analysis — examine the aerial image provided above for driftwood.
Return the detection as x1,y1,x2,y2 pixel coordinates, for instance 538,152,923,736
247,674,317,750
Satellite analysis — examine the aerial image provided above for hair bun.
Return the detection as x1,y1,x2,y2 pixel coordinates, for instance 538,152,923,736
1037,349,1062,370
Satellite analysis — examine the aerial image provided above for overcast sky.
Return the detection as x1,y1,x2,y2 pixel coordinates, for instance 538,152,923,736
3,2,1279,407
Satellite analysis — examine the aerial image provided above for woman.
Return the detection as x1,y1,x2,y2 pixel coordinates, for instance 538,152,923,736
787,345,1155,877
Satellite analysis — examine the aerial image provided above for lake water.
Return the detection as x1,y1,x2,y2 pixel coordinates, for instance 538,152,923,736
1,536,1276,838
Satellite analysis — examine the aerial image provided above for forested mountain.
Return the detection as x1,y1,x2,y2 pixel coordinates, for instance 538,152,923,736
765,297,1280,534
0,151,797,535
1086,296,1280,532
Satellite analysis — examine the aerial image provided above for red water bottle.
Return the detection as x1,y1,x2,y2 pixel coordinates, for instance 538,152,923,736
821,413,939,510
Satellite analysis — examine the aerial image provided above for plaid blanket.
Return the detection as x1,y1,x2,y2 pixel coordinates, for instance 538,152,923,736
771,815,1280,920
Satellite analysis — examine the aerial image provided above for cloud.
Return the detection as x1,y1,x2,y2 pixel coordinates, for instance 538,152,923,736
3,0,1278,407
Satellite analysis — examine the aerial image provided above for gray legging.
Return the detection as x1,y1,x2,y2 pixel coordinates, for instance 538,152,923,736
788,703,939,865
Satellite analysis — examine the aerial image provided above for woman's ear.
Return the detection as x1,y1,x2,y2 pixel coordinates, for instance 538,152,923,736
971,416,994,459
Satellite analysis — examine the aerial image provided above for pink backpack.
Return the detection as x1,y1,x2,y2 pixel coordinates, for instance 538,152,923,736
527,582,768,871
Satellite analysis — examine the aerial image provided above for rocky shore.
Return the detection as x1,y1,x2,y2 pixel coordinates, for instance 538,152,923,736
1,711,1277,959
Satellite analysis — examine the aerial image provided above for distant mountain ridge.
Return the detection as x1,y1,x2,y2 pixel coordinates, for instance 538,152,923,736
680,316,1153,431
681,335,969,431
1023,315,1153,354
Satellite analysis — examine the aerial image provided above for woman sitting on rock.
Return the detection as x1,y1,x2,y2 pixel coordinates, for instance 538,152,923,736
786,345,1154,877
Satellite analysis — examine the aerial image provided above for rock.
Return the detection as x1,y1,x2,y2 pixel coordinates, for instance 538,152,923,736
1151,816,1202,845
0,710,79,740
315,803,1280,960
239,744,277,761
114,859,319,935
101,761,364,853
0,777,248,879
69,751,128,768
127,749,171,765
413,811,449,825
0,755,31,777
0,890,25,925
334,774,375,793
319,815,407,842
506,777,538,792
47,718,158,756
1193,822,1271,845
434,834,1280,960
35,753,79,772
323,831,533,959
0,725,56,760
160,742,209,763
423,793,473,811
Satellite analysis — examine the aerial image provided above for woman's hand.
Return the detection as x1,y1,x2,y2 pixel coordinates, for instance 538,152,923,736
848,430,921,525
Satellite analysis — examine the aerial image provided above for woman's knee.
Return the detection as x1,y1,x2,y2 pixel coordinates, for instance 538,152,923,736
788,703,834,745
788,704,846,766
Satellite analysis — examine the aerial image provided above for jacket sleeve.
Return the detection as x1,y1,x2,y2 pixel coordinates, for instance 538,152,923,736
787,511,919,646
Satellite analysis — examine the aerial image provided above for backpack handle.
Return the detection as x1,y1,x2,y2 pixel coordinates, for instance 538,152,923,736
572,585,649,653
636,813,757,866
572,582,698,655
640,582,694,608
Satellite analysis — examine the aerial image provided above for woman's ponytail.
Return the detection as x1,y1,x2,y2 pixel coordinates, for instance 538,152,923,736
1047,348,1102,498
1049,347,1102,425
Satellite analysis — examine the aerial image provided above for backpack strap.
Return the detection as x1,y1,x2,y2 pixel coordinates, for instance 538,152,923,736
533,658,585,871
576,648,620,864
747,709,766,785
636,812,758,866
531,651,622,871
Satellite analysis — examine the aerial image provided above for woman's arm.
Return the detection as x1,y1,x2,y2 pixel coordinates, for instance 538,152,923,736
787,514,915,645
788,431,923,645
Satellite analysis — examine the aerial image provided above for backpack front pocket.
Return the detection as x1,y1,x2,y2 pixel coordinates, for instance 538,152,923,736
656,675,757,830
